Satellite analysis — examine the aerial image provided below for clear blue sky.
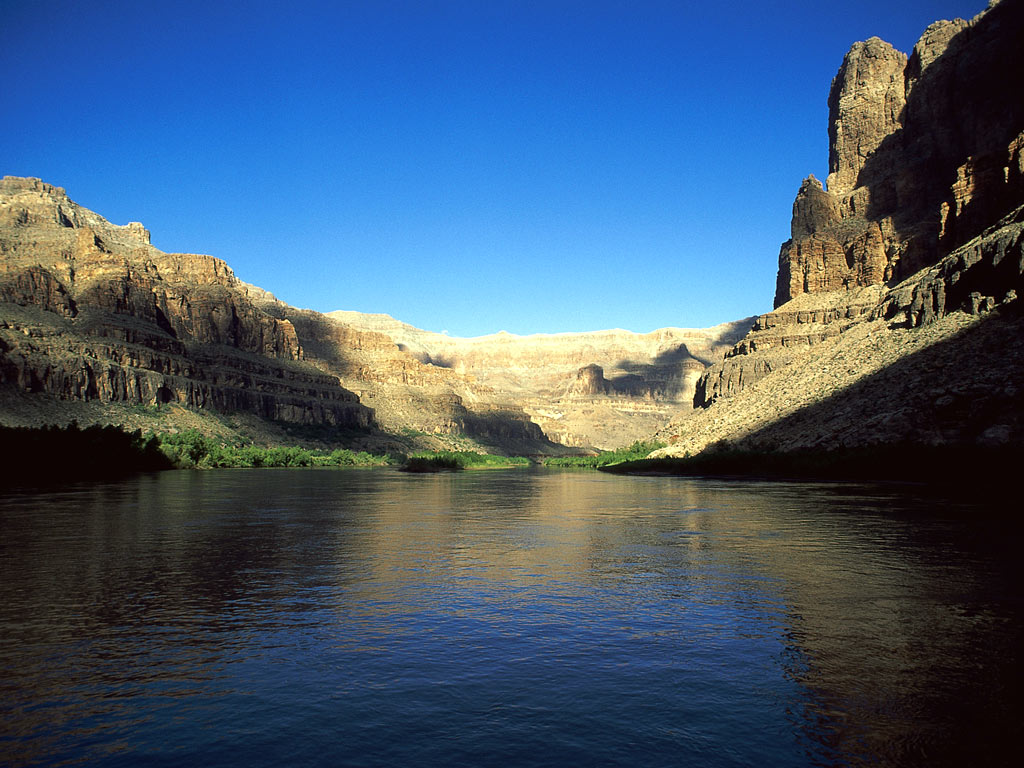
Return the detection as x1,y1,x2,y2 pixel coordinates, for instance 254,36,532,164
1,0,983,336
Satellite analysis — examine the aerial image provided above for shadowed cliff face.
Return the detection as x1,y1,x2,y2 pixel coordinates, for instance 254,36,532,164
0,177,372,430
663,0,1024,457
776,0,1024,309
1,177,743,452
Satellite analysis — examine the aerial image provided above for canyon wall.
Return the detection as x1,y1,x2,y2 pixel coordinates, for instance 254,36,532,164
775,0,1024,308
258,305,556,452
12,3,1012,456
1,177,745,452
660,0,1024,457
0,177,372,430
326,310,750,450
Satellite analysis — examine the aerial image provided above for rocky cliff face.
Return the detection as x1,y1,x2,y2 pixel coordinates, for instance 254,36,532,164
327,311,750,450
0,177,372,429
662,0,1024,456
256,305,554,452
776,0,1024,308
4,176,731,453
568,365,610,397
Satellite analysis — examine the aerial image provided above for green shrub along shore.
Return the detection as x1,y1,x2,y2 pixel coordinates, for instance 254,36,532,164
400,451,532,472
541,441,666,468
0,424,541,484
9,424,1009,488
0,424,670,484
158,429,393,469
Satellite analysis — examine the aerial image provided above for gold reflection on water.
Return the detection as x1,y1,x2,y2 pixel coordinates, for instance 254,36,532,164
0,469,1018,766
319,471,1018,763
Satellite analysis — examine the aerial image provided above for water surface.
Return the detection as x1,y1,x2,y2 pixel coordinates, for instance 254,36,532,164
1,468,1020,766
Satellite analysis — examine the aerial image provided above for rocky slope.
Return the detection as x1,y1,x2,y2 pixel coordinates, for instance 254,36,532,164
0,177,373,431
326,310,750,449
0,177,746,452
658,0,1024,458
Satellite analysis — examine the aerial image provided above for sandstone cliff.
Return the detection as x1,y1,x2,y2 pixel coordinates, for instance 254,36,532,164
256,304,556,453
0,177,372,430
660,0,1024,457
327,310,750,450
0,178,562,453
4,176,738,453
776,0,1023,307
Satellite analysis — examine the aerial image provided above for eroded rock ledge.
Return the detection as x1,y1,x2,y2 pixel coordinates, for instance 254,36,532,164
660,1,1024,456
0,176,372,429
696,0,1024,411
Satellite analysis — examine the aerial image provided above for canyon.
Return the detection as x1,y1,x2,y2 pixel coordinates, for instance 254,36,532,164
324,310,748,450
2,0,1022,464
0,176,746,453
657,0,1023,458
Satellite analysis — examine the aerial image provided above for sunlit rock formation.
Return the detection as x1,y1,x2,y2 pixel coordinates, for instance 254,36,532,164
659,0,1024,457
0,177,749,452
326,311,750,450
0,177,371,429
776,0,1023,308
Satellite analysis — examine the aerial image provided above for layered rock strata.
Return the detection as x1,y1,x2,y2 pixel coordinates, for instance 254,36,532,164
327,311,751,450
5,176,718,452
661,0,1024,455
0,177,371,429
257,305,553,452
776,0,1024,308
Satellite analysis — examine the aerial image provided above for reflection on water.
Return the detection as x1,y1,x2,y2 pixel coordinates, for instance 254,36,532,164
1,469,1020,766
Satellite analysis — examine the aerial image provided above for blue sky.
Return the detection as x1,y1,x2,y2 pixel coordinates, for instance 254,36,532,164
1,0,983,336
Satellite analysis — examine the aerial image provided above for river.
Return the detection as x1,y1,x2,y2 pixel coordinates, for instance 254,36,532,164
1,468,1020,766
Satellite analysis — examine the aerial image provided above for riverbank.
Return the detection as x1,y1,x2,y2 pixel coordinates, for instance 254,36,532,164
0,423,173,487
601,443,1021,491
400,451,532,472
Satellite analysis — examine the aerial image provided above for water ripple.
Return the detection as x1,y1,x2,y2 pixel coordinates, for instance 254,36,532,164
1,470,1020,767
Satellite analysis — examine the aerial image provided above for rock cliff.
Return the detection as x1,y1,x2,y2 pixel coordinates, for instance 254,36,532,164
0,177,371,430
327,311,750,450
17,4,1013,458
2,177,743,452
257,304,556,453
777,0,1023,308
660,0,1024,457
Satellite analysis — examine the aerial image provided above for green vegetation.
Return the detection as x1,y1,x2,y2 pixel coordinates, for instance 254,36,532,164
156,430,393,469
400,455,463,473
400,451,531,473
0,423,173,486
543,440,666,469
